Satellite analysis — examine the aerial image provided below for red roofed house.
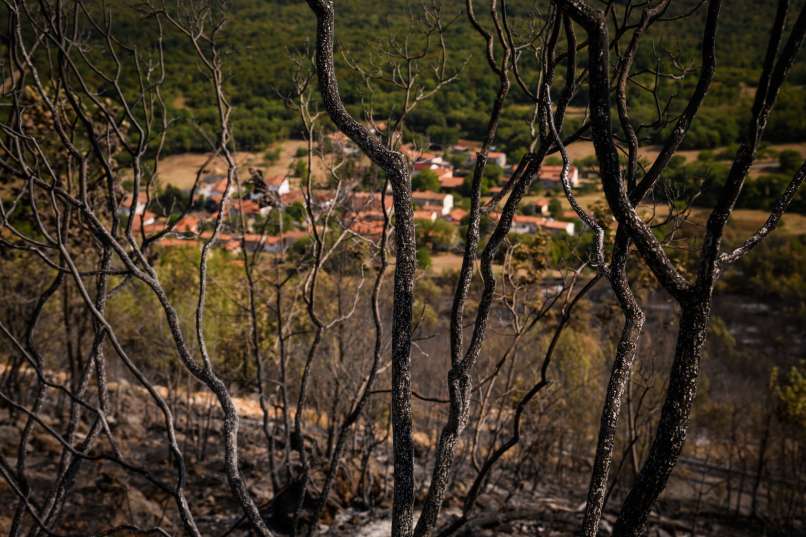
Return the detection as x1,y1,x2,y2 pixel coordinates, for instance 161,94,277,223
200,178,229,199
414,162,463,191
131,211,157,228
413,207,438,222
401,144,439,162
411,191,453,216
347,210,386,238
265,176,291,196
538,165,580,189
561,210,580,221
487,151,507,168
173,213,202,234
414,163,453,178
350,219,386,238
440,175,464,190
328,131,359,155
229,199,271,220
119,191,149,216
533,198,551,216
448,208,468,222
511,215,575,236
489,212,575,236
457,145,506,168
452,139,482,153
348,191,388,213
223,240,242,254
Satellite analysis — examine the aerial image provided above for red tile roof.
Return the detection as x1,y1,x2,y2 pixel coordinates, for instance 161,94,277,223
412,191,450,202
449,208,468,221
440,175,464,189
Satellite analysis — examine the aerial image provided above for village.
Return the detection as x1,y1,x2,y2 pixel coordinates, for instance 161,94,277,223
119,132,589,266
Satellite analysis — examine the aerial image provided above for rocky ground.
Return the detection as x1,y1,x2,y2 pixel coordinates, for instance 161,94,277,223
0,376,790,537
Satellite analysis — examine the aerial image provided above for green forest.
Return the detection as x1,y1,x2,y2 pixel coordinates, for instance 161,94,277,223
86,0,806,155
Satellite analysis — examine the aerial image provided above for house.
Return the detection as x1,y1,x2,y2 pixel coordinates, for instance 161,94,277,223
439,174,464,190
401,144,439,162
346,209,387,238
414,163,453,179
229,199,271,220
411,191,453,215
413,206,440,222
452,139,482,153
198,231,235,243
280,189,335,211
413,156,451,169
129,211,157,229
448,208,468,222
198,174,226,196
489,213,575,236
511,215,575,236
173,213,202,234
327,131,359,155
349,219,386,238
258,231,307,253
458,147,505,168
561,210,580,221
451,139,505,167
119,191,149,216
538,165,580,189
488,151,507,168
413,163,463,191
195,231,303,254
265,176,291,196
347,191,389,213
538,219,576,235
533,198,551,216
222,240,242,255
200,178,229,199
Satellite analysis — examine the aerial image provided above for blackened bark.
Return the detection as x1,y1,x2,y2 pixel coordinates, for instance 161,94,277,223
558,0,692,301
581,231,645,537
304,3,417,535
613,300,710,536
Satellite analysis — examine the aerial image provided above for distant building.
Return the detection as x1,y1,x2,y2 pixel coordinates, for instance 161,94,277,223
414,205,441,222
513,215,575,236
173,213,202,234
119,191,149,216
327,131,359,155
229,199,272,221
439,175,464,190
487,151,507,168
348,191,387,213
199,177,229,199
538,165,580,189
347,210,386,239
533,198,551,216
411,191,453,216
413,162,463,191
490,212,575,236
448,208,468,222
400,144,439,162
452,139,482,153
265,176,291,196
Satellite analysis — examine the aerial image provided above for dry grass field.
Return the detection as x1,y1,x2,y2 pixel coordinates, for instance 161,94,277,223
154,140,333,189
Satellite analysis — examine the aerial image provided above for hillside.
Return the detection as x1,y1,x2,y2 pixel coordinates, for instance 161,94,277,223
78,0,806,154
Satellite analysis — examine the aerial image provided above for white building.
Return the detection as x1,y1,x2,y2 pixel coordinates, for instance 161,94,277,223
411,191,454,216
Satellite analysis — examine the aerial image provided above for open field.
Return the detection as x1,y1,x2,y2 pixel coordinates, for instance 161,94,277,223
430,253,463,274
155,138,806,191
154,140,332,189
561,140,806,167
